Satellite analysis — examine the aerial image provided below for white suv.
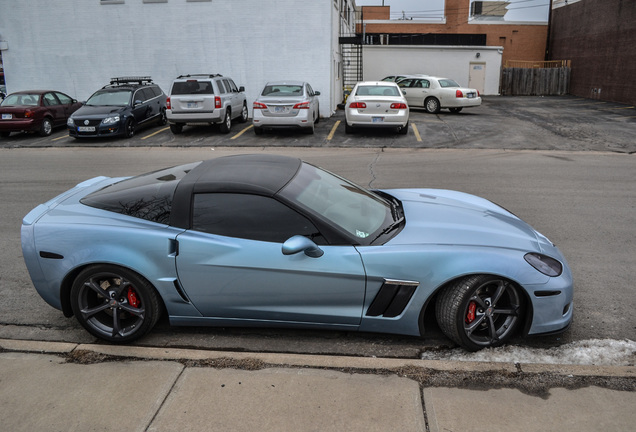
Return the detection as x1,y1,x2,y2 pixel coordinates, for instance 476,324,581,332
166,74,248,134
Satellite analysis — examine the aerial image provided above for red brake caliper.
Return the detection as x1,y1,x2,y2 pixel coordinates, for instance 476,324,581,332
127,288,140,308
466,301,476,323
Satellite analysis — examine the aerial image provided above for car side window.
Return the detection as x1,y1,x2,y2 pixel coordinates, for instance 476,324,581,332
192,193,325,244
43,92,59,106
133,89,146,104
227,79,239,92
397,79,413,88
55,92,72,105
306,84,314,96
141,88,155,102
418,80,430,89
216,80,227,94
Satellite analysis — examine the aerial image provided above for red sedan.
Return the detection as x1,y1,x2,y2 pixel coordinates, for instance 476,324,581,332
0,90,82,137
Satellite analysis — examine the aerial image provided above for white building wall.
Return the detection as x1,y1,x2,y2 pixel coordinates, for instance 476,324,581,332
362,45,503,95
0,0,336,116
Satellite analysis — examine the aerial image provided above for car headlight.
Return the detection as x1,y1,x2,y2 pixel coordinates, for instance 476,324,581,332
524,252,563,277
101,115,120,125
67,117,75,127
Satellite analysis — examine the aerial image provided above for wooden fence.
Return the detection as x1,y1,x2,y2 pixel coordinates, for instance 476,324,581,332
501,60,571,96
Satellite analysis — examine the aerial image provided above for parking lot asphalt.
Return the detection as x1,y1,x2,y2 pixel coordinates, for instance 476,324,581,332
1,96,635,153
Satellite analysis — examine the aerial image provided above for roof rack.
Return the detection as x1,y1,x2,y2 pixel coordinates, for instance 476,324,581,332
176,74,223,79
107,76,154,86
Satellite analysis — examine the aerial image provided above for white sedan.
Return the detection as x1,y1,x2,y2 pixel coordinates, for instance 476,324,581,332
397,76,481,114
345,81,409,135
252,81,320,134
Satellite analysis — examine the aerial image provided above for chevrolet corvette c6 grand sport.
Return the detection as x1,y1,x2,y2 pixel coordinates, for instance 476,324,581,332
21,154,573,350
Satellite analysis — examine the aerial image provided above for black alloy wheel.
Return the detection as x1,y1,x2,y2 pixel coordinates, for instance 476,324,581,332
70,265,161,343
435,275,523,351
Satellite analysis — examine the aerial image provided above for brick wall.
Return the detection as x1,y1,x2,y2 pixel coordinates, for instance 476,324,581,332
549,0,636,104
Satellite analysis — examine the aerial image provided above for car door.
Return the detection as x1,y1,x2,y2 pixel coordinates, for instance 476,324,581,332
42,92,65,126
225,79,241,118
175,192,367,326
399,79,429,107
307,83,319,120
131,88,151,124
54,92,79,124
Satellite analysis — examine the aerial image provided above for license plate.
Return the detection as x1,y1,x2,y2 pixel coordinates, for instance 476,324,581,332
187,102,199,108
274,106,289,113
467,93,476,98
78,126,96,132
372,117,384,123
1,114,12,120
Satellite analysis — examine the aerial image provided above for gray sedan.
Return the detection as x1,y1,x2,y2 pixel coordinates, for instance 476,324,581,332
252,81,320,134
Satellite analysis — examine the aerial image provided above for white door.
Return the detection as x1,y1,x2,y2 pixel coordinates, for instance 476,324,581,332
469,63,486,94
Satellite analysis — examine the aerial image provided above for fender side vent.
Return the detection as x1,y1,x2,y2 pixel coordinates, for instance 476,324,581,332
173,279,191,303
534,290,562,297
39,251,64,259
366,279,419,318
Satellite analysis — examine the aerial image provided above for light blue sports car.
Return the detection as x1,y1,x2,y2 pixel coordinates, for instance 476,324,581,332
21,154,573,350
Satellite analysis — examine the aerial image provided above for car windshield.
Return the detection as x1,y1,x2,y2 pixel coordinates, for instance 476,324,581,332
86,90,132,106
171,80,214,95
279,162,395,245
1,93,40,106
355,85,400,97
261,85,303,96
439,79,460,88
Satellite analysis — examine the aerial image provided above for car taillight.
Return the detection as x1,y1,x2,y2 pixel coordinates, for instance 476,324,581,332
24,109,34,118
390,103,407,109
215,96,222,109
293,101,310,109
166,97,171,109
477,90,480,97
253,102,267,110
349,102,366,109
456,90,464,98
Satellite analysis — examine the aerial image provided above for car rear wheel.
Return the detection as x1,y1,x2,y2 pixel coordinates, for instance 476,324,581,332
70,265,161,343
449,107,463,114
253,126,264,135
158,108,168,125
124,118,135,138
0,131,11,138
170,123,183,134
345,121,354,134
40,118,53,137
239,103,248,123
398,121,409,135
219,109,232,134
425,97,441,114
435,275,523,351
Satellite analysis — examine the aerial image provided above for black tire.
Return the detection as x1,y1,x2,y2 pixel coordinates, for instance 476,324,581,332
0,131,10,138
425,97,441,114
449,107,463,114
124,118,135,138
158,108,167,125
219,109,231,134
39,118,53,137
305,123,315,134
345,121,354,134
314,105,320,124
170,123,183,134
239,103,248,123
253,126,264,135
435,275,523,351
70,265,161,343
398,121,409,135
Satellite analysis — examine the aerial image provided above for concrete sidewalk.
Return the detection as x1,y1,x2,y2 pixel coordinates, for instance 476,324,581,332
0,339,634,432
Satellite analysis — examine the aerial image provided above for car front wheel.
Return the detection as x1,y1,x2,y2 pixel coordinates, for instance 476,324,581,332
70,265,161,343
124,118,135,138
239,103,248,123
435,275,523,351
425,97,441,114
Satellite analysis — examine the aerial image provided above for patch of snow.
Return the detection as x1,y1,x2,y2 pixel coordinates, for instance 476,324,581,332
421,339,636,366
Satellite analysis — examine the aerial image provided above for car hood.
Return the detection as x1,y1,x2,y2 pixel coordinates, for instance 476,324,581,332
384,188,544,252
72,105,126,118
